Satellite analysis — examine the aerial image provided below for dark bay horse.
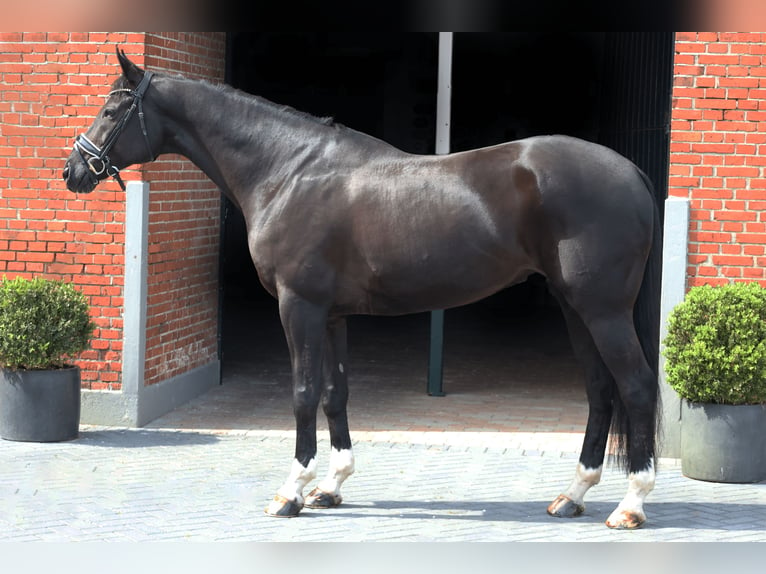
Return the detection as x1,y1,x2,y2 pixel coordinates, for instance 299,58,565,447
64,49,662,529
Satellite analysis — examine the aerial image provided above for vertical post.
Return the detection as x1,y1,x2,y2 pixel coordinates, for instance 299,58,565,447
81,180,148,426
658,196,690,458
123,180,149,410
427,32,453,397
428,309,445,396
435,32,453,157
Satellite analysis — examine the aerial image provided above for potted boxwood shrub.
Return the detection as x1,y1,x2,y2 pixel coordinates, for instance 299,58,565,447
0,276,95,442
663,281,766,483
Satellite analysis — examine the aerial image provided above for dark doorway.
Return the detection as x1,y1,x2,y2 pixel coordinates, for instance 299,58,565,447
220,32,673,400
221,33,442,384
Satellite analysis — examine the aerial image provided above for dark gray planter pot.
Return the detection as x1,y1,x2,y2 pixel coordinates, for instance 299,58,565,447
0,366,81,442
680,399,766,483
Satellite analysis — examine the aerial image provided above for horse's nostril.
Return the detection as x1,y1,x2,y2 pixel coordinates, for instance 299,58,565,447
63,164,70,181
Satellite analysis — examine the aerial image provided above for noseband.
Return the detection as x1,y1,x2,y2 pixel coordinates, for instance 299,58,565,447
73,71,155,191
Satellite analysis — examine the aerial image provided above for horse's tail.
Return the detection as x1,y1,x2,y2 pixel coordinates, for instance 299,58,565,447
610,166,663,473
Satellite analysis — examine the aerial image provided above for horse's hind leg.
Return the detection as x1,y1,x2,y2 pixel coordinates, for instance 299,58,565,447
548,298,613,519
265,291,327,517
549,308,656,529
584,313,657,529
305,317,355,509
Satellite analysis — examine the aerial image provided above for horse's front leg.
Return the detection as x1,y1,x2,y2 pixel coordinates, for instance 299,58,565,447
305,317,355,509
265,292,327,518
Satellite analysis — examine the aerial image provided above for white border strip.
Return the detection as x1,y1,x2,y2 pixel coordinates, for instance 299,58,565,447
123,180,150,399
658,196,690,458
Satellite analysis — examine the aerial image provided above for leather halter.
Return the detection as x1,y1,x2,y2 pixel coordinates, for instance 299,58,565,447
73,71,155,191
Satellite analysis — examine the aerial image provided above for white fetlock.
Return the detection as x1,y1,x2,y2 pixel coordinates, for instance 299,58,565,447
314,448,355,501
549,462,602,517
605,462,655,529
267,457,317,516
564,463,603,507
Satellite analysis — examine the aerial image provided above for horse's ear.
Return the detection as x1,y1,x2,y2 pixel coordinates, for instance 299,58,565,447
116,46,145,87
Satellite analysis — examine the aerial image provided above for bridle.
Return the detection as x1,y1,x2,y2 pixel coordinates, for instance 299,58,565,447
72,71,155,191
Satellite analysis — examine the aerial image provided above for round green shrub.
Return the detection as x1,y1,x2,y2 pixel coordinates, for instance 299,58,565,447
663,282,766,405
0,276,95,370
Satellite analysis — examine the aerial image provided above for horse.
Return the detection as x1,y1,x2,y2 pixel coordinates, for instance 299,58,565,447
63,48,662,529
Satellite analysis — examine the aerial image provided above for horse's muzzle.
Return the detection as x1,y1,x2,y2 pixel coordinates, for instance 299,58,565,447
62,158,97,194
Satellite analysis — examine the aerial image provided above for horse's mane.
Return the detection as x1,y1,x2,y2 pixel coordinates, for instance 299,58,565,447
112,72,337,129
214,82,338,128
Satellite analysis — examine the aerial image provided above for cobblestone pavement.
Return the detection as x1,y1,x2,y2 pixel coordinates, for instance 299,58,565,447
2,306,765,542
2,422,765,542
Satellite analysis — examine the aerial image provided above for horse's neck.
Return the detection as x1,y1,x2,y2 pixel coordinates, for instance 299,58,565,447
156,78,347,210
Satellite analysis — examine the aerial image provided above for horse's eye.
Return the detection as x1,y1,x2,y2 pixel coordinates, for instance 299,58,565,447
103,108,116,119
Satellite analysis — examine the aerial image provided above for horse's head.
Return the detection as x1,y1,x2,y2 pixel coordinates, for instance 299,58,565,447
63,48,161,193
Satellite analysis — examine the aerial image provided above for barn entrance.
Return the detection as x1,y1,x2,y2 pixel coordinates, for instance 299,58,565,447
219,33,673,417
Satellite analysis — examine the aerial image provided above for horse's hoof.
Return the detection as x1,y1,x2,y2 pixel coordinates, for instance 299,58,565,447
304,487,343,509
265,495,304,518
547,494,585,518
605,509,646,529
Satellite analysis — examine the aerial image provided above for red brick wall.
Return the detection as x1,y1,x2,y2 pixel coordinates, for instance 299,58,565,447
669,32,766,287
0,32,147,389
141,33,225,386
0,32,225,390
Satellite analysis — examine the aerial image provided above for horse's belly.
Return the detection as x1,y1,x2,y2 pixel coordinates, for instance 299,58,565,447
348,248,534,316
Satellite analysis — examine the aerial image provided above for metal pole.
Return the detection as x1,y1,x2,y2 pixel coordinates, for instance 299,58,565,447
435,32,452,156
427,32,453,397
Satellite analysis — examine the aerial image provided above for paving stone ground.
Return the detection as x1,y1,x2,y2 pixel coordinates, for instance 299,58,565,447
2,305,765,542
2,425,765,542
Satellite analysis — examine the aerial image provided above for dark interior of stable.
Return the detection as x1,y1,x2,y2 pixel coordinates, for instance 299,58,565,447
219,33,673,396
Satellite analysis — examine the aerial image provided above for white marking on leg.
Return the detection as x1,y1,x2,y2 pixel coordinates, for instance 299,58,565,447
338,363,344,374
275,458,317,504
563,463,602,506
606,461,655,527
316,448,355,496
